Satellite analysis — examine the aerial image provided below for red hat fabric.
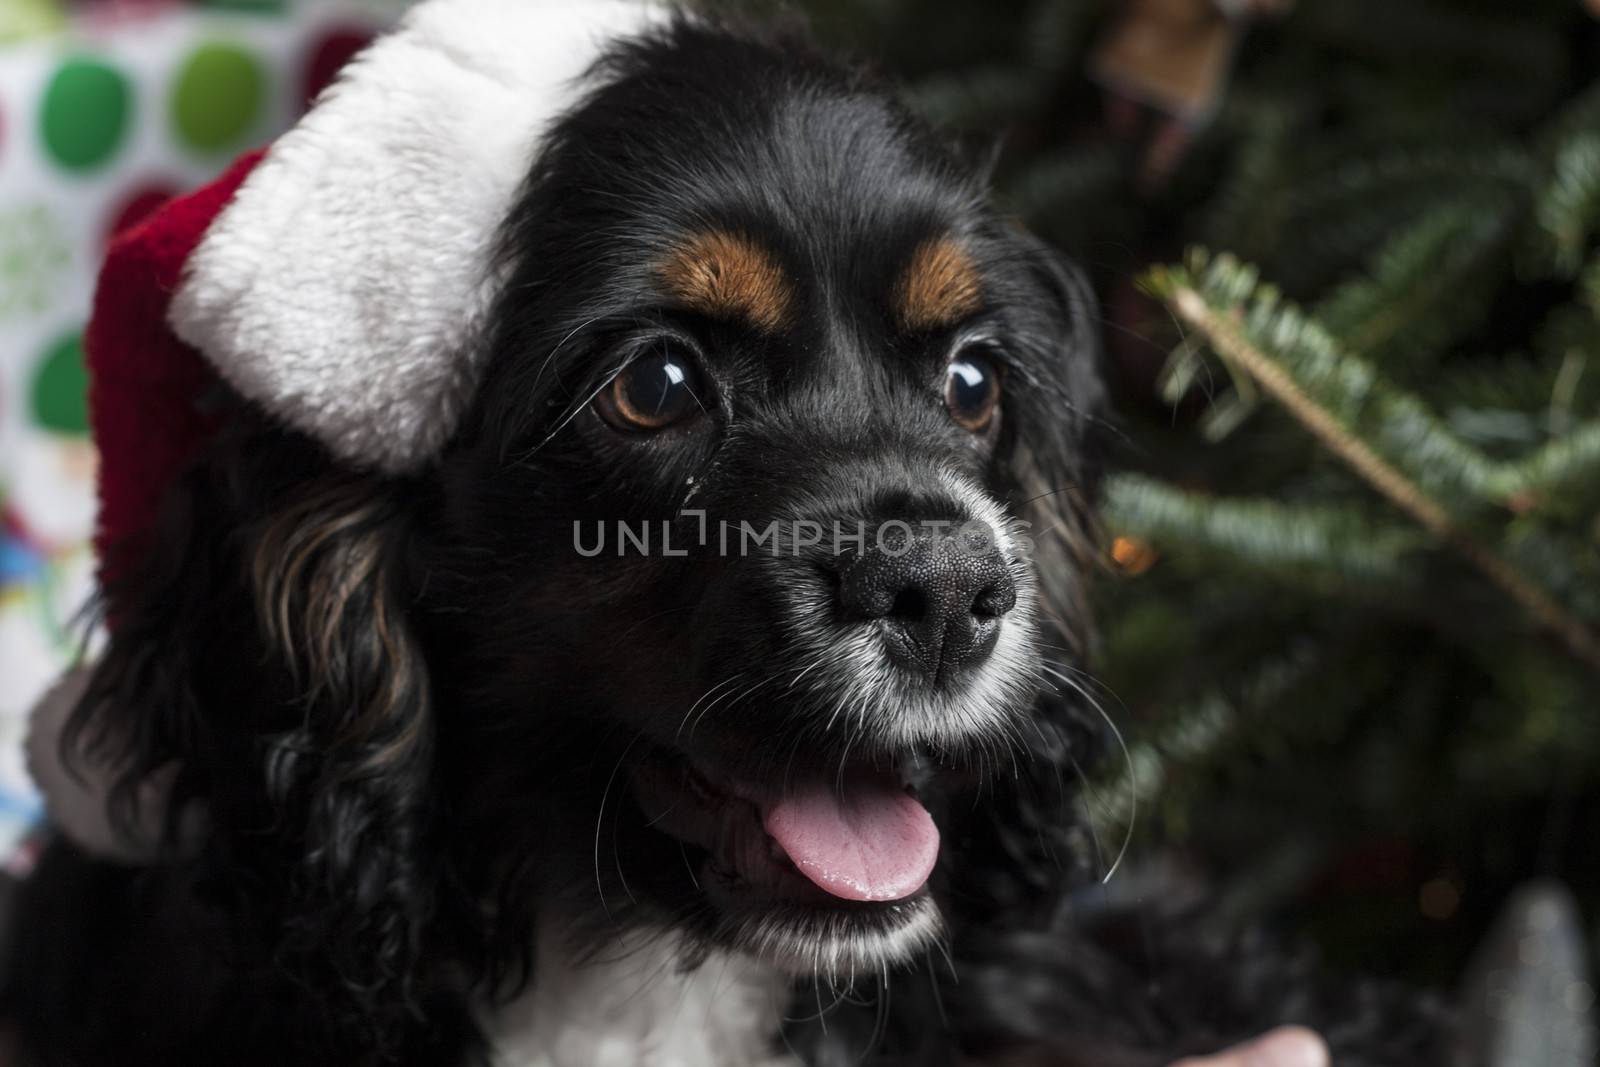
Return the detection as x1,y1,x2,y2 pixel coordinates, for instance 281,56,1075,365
43,0,668,863
86,149,264,587
82,0,664,588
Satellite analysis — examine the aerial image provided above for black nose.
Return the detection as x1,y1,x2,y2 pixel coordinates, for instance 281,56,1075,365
836,532,1017,685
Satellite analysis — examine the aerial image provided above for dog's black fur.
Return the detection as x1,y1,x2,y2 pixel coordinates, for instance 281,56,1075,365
2,17,1447,1067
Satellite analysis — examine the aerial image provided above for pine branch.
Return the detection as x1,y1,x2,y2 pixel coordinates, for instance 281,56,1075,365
1090,638,1367,837
1582,254,1600,320
1104,474,1423,585
1316,195,1516,372
1147,253,1600,671
1200,99,1301,261
1259,145,1531,293
1284,148,1533,226
1535,132,1600,277
1503,524,1600,627
1537,76,1600,162
1489,419,1600,505
1150,254,1504,502
1435,345,1596,432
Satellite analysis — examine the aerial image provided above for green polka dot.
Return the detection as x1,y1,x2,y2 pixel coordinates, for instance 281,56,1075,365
171,43,266,153
39,58,131,172
32,333,89,436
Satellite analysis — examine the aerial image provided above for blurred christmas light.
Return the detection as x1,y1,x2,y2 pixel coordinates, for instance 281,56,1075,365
1111,534,1161,575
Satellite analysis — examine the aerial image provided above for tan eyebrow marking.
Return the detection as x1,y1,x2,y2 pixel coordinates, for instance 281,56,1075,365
656,230,793,332
896,237,983,331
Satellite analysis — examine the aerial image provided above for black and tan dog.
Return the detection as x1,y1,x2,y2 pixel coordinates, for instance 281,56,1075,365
2,4,1443,1065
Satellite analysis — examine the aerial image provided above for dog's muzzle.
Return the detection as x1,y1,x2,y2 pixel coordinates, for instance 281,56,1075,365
833,528,1017,687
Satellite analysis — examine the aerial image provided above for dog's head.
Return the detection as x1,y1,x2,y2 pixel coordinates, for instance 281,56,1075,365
73,14,1104,1036
425,20,1106,974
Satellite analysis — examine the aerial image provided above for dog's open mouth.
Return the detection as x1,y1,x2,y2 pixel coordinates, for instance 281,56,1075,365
631,753,939,909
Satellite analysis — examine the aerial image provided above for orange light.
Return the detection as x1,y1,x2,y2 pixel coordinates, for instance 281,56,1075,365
1111,535,1159,575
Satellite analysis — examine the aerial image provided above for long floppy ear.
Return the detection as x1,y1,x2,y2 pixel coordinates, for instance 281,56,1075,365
61,422,436,1048
949,237,1110,923
34,3,671,1048
1008,237,1108,662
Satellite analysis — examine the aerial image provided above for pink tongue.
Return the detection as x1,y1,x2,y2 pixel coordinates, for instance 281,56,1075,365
762,778,939,902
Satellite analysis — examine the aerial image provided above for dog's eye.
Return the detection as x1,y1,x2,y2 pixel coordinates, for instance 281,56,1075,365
596,342,706,431
944,347,1001,433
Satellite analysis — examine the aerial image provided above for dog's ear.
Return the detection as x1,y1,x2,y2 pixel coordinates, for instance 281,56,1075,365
1004,235,1107,659
945,238,1111,923
63,424,435,1044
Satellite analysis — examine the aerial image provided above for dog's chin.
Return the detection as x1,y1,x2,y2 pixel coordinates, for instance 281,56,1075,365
630,749,947,976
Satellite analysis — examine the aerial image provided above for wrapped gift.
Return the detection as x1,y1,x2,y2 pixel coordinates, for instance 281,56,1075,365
0,0,405,857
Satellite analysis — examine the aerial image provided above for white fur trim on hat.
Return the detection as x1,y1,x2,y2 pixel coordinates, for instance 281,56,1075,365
169,0,666,473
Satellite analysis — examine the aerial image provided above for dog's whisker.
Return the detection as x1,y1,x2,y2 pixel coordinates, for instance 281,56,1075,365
871,959,892,1055
787,975,852,1026
618,603,699,643
834,729,858,797
694,672,782,738
1067,750,1111,877
781,731,806,797
1039,662,1136,885
593,731,647,929
932,927,959,984
678,673,746,742
1038,651,1131,708
517,363,628,462
1031,656,1129,882
786,651,830,693
697,675,773,732
677,840,700,890
1017,482,1086,508
528,314,602,401
641,797,682,828
683,674,754,739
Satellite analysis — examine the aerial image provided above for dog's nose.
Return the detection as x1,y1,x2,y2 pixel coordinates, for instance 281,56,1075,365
836,533,1016,685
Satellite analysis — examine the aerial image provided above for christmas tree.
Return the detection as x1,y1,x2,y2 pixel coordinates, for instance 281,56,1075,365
790,0,1600,999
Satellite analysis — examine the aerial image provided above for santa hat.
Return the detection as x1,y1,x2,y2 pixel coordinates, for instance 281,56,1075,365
29,0,665,862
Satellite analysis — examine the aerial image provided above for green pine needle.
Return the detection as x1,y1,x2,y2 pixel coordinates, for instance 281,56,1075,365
1536,133,1600,277
1316,195,1516,373
1104,474,1423,586
1145,251,1505,507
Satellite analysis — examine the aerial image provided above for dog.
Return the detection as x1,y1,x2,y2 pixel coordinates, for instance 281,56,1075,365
1,9,1446,1066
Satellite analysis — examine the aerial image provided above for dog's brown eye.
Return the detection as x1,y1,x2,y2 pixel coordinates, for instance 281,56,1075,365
944,348,1000,433
596,342,705,431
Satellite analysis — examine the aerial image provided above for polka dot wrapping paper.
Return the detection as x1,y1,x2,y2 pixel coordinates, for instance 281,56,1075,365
0,0,410,858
